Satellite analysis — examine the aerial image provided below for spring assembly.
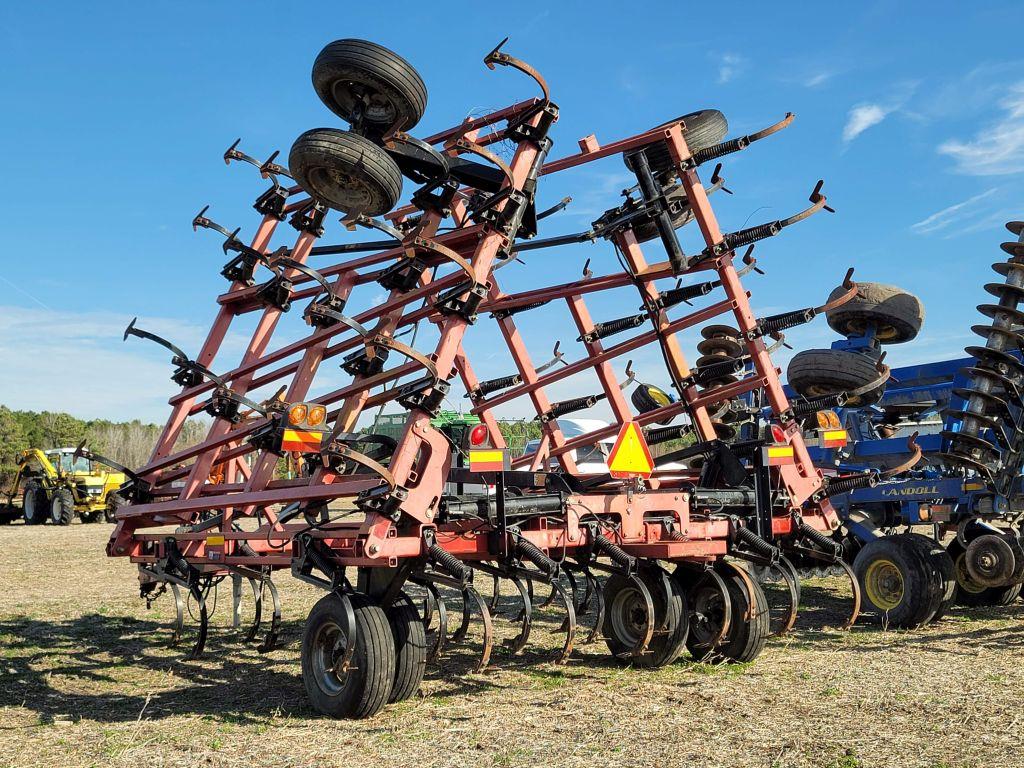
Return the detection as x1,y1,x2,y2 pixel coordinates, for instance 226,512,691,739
645,424,693,445
691,358,744,388
491,300,549,319
592,533,635,571
694,325,745,390
733,524,779,562
824,472,878,496
468,373,523,399
756,307,816,336
944,220,1024,483
797,521,842,557
428,541,472,582
654,281,715,310
791,392,848,420
513,535,559,578
579,312,648,343
540,393,607,421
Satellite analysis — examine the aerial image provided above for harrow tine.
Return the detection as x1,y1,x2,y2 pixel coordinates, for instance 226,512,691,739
422,583,449,663
330,592,358,677
183,581,209,661
489,574,502,613
462,585,494,673
257,576,282,653
550,578,577,663
767,559,800,636
624,573,655,658
504,576,533,656
241,576,263,643
583,572,604,644
835,559,862,630
169,583,186,646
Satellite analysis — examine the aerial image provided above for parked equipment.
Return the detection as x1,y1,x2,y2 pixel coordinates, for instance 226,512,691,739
0,447,126,525
108,38,861,718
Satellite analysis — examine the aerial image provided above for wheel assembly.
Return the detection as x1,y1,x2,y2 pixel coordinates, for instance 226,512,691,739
787,348,887,406
853,534,942,628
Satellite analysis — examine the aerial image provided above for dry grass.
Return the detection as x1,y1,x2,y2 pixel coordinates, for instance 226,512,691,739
1,524,1022,768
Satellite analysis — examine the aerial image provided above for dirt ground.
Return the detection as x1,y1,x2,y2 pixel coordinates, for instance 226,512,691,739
1,524,1022,768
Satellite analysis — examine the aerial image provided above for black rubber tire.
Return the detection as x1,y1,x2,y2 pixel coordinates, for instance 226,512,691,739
49,487,75,526
947,538,1023,607
301,592,396,719
709,568,769,663
631,383,675,425
81,509,103,524
603,568,688,667
787,349,886,407
105,492,125,523
853,534,940,628
623,109,728,176
312,39,427,133
825,282,924,344
904,533,956,621
385,592,426,703
289,128,403,216
632,186,696,243
22,482,47,525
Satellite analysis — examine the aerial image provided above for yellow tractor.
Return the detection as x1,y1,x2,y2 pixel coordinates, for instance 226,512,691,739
0,447,126,525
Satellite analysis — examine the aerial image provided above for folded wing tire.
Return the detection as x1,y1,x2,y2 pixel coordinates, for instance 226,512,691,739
787,349,886,407
624,109,728,177
824,282,924,344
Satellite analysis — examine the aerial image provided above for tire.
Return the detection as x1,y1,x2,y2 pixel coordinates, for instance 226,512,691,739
853,534,940,628
623,109,728,176
632,186,695,243
711,567,769,663
301,592,396,719
289,128,403,216
81,510,103,524
787,349,886,406
825,282,924,344
903,533,956,622
22,482,47,525
105,492,126,523
947,538,1023,607
385,592,426,703
312,39,427,133
50,487,74,526
631,383,675,425
603,567,688,667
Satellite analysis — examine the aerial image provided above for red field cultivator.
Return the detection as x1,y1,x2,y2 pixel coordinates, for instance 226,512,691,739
108,38,861,717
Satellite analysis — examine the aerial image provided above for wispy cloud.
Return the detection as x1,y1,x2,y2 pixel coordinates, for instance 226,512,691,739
842,103,894,142
910,188,1000,235
938,82,1024,175
804,70,834,88
717,53,745,85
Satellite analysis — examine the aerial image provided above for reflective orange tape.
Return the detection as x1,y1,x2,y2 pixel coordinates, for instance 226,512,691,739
281,429,324,452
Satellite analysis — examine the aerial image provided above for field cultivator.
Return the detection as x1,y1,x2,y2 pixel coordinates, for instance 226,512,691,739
787,221,1024,627
108,38,860,718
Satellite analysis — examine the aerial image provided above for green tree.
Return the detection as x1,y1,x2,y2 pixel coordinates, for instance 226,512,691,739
0,406,28,491
39,411,87,448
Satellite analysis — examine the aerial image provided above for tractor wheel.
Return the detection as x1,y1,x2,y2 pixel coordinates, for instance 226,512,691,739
787,349,886,407
301,592,396,719
947,538,1023,607
825,282,924,344
22,482,47,525
623,109,728,177
312,39,427,134
289,128,403,217
631,186,696,244
903,533,957,622
105,493,126,523
603,567,688,667
853,534,940,627
631,383,675,425
385,592,426,704
50,488,75,526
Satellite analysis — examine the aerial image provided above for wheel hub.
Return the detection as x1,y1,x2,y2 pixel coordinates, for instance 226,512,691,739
864,559,904,611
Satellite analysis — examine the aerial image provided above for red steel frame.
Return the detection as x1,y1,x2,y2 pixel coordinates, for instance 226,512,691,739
107,69,839,584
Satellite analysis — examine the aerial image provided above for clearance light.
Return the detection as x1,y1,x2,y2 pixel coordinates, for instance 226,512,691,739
307,405,326,427
288,404,308,425
469,424,488,446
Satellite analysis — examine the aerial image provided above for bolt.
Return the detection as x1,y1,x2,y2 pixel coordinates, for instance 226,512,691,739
368,544,379,556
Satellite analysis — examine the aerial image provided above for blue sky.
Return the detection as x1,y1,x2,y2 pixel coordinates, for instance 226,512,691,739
1,1,1023,424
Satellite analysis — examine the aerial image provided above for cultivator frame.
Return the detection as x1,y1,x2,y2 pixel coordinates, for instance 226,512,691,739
108,38,858,717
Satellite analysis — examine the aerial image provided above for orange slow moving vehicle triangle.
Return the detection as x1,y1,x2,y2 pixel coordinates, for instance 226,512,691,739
607,422,655,479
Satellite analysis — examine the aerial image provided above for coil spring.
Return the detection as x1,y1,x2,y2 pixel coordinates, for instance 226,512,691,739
797,521,841,556
514,537,559,578
544,393,604,420
757,307,816,337
691,136,747,167
656,281,714,310
646,424,692,445
692,358,743,388
720,221,780,253
791,393,848,419
472,373,522,398
581,312,648,342
304,539,336,578
593,534,634,569
491,300,549,319
428,542,470,581
825,472,878,496
734,525,779,561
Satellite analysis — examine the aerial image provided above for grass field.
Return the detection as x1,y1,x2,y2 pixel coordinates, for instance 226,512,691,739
1,523,1023,768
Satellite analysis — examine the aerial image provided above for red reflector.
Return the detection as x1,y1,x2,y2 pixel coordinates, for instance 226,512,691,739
469,424,488,446
770,424,786,443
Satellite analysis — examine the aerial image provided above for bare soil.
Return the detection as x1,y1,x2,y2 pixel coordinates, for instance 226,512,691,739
1,523,1022,768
